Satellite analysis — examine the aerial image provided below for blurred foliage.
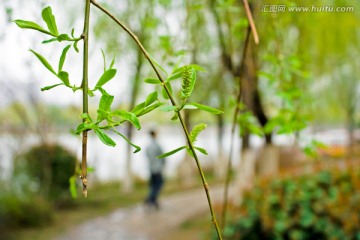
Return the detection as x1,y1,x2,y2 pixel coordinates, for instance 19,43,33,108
0,193,53,240
15,144,77,202
222,168,360,239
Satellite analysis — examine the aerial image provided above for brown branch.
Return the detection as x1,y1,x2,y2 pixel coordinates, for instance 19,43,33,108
242,0,259,44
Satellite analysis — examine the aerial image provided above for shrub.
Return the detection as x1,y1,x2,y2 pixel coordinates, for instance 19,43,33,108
223,168,360,239
18,144,77,201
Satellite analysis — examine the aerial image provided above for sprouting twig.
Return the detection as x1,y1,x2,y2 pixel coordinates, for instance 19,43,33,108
80,0,91,197
90,0,222,238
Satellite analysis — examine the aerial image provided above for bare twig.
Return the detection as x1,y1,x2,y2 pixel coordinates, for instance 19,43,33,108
242,0,259,44
90,1,222,238
221,26,251,230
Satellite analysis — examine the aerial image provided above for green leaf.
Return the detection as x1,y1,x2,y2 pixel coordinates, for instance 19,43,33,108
110,53,116,69
30,49,56,75
73,41,79,53
144,78,161,84
149,54,168,75
97,93,114,122
94,128,116,147
57,34,71,41
158,105,177,112
41,6,59,36
71,28,75,38
162,82,172,99
188,102,223,114
14,20,52,35
75,123,93,134
145,91,158,107
69,176,77,198
194,147,208,155
95,69,117,89
112,110,141,130
42,38,58,44
157,146,187,158
99,93,114,112
41,83,64,91
131,102,145,115
183,104,198,110
101,49,106,72
57,71,70,86
58,45,71,73
80,113,93,123
112,129,141,153
166,72,182,81
137,102,164,117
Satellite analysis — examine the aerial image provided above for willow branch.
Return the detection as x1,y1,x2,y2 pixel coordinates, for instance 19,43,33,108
80,0,91,197
221,26,251,230
91,0,222,238
242,0,259,44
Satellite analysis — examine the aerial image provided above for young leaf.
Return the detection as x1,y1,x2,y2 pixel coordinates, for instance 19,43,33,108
80,113,93,123
73,41,79,52
58,45,71,73
149,54,168,75
137,102,164,117
42,37,58,44
144,78,161,84
167,71,182,81
41,83,64,91
109,54,116,69
97,93,114,122
41,6,59,36
145,91,158,107
101,49,106,72
157,146,187,159
95,69,117,89
112,110,141,130
112,128,141,153
98,93,114,112
131,102,146,115
194,147,208,155
30,49,56,75
57,34,71,42
57,71,70,86
14,20,52,35
188,102,223,114
94,128,116,147
162,82,172,99
69,176,78,198
75,123,93,134
158,105,177,112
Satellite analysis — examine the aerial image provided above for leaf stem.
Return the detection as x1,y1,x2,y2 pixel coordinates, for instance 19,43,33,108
80,0,91,197
90,1,222,238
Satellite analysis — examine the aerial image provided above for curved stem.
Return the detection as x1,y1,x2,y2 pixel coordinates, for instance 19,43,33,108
90,1,222,238
80,0,91,197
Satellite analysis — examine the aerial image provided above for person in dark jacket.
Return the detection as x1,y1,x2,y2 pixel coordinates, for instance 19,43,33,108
144,130,165,209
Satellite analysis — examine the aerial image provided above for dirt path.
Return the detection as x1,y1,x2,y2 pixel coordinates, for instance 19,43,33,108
55,185,234,240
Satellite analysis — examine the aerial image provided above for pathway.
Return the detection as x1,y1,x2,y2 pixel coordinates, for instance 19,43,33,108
56,185,234,240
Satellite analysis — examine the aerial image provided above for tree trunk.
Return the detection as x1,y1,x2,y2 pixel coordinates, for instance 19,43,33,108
122,43,143,193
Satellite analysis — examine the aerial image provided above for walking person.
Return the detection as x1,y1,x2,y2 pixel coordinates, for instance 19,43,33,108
145,129,166,209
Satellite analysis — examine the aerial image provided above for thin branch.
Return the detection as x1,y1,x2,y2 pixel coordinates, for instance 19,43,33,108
91,1,222,238
242,0,259,44
80,0,91,197
221,26,251,230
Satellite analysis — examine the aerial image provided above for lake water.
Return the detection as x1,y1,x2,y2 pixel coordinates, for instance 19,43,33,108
2,125,336,182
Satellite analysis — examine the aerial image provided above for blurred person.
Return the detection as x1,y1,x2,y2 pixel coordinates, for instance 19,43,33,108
144,129,166,209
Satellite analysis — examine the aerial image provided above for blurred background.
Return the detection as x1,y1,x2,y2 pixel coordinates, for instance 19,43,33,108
1,0,360,239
